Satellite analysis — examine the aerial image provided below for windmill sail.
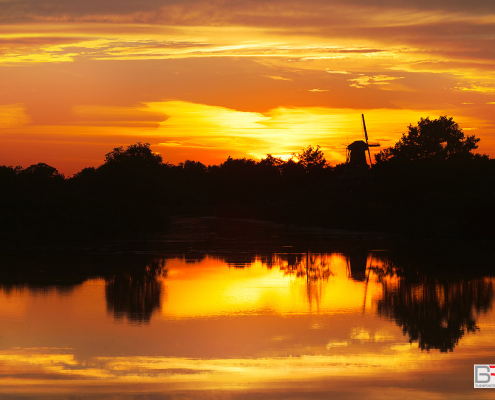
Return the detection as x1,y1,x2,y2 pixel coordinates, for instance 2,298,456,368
362,114,369,143
362,114,372,166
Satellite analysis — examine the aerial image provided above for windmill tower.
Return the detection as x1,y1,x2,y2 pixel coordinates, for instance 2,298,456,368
346,114,380,170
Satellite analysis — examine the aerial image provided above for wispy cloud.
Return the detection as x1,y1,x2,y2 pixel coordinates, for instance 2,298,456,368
348,75,405,88
265,75,292,81
326,70,351,74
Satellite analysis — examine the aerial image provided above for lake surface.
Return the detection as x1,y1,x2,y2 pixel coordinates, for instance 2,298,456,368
1,218,495,399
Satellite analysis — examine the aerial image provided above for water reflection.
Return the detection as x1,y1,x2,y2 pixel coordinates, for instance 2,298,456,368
276,253,333,281
155,251,495,353
371,256,494,352
224,253,257,268
105,258,167,324
1,248,495,398
275,253,333,310
0,279,81,296
346,251,368,281
0,255,90,295
0,253,169,326
0,250,493,351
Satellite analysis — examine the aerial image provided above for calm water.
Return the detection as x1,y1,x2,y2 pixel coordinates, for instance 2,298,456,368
1,222,495,399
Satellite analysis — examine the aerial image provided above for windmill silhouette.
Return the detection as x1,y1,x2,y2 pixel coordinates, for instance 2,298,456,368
345,114,380,170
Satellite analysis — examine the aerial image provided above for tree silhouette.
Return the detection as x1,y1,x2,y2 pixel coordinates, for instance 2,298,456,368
280,158,305,179
103,142,163,169
22,163,58,177
258,154,285,177
375,116,484,164
97,142,166,205
180,160,207,174
293,145,327,172
18,163,64,186
218,156,257,179
0,165,21,187
71,166,97,181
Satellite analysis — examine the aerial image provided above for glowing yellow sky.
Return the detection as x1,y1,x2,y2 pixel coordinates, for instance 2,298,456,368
0,1,494,174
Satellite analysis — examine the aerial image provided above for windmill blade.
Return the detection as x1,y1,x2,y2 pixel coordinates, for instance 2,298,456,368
361,114,369,143
362,114,373,166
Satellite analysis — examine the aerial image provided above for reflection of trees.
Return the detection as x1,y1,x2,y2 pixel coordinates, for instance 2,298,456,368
105,258,167,325
183,254,206,264
0,253,166,298
276,253,333,310
256,253,276,269
0,281,81,296
374,261,494,352
277,253,332,280
224,254,257,269
0,254,107,296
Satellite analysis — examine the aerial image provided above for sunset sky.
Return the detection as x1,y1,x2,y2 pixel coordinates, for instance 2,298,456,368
1,0,494,175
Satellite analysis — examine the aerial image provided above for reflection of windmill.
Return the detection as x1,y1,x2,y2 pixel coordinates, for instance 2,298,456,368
346,252,372,314
345,114,380,169
346,252,367,282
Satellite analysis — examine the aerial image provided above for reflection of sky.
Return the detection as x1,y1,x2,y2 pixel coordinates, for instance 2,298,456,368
0,254,494,398
162,254,376,317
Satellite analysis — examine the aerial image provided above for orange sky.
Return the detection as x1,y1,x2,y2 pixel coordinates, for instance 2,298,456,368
0,0,494,175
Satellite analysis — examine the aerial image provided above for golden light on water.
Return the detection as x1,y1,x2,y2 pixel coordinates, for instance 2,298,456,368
0,253,493,397
161,254,379,317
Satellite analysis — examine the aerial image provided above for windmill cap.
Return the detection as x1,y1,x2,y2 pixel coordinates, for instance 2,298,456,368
347,140,369,150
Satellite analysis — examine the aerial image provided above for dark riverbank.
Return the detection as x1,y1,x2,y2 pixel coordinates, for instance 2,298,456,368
2,216,494,280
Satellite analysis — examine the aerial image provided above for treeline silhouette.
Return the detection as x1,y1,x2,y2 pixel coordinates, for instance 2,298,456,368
1,116,494,244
